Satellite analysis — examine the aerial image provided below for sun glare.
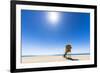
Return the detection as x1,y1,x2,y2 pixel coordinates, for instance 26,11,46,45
47,12,60,26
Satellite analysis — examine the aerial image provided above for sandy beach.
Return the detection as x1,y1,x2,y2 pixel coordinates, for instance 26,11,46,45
22,54,90,63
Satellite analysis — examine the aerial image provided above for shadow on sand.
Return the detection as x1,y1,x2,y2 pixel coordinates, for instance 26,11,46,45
63,56,79,61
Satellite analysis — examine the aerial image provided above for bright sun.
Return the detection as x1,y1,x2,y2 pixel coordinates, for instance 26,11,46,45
47,12,59,26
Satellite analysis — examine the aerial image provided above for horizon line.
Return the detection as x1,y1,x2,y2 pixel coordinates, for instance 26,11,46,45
22,53,90,57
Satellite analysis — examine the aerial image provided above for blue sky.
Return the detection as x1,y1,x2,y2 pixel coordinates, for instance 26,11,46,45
21,10,90,56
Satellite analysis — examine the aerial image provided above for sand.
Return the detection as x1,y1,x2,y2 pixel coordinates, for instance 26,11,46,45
22,55,90,63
